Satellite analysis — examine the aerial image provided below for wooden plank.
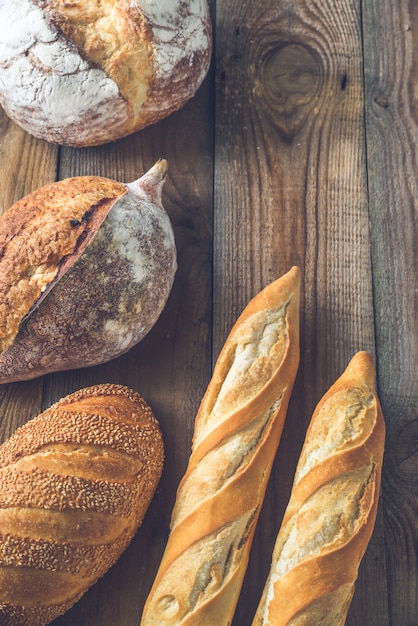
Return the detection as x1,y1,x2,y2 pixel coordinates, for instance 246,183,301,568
362,1,418,624
0,111,58,489
214,0,389,624
41,63,215,625
0,113,58,213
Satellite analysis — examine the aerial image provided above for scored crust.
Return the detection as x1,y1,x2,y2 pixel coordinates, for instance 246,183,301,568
0,384,164,624
0,0,212,146
140,267,301,626
0,160,177,383
46,0,154,121
0,177,126,353
252,352,385,626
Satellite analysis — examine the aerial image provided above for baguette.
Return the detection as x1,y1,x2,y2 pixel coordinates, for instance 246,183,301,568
0,384,164,626
141,266,301,625
252,351,385,626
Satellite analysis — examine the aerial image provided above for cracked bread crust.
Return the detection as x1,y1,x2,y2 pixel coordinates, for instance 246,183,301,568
0,0,212,146
0,176,126,353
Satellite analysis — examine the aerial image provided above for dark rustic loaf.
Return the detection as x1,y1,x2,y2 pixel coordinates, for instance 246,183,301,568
0,0,212,146
0,383,164,626
252,351,385,626
0,160,177,383
141,266,301,625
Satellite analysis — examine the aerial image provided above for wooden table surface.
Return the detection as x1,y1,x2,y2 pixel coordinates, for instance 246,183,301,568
0,1,416,625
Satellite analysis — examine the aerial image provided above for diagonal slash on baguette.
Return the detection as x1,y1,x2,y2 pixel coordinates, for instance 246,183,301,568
252,351,386,626
141,266,301,625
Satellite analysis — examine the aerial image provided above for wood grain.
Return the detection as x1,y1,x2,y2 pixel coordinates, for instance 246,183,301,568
0,109,58,511
363,1,418,624
214,2,387,622
0,0,416,624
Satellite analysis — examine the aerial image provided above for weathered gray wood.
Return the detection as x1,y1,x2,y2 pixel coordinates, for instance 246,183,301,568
363,1,418,624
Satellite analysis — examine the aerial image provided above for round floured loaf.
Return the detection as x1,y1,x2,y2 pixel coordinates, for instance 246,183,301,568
0,0,212,146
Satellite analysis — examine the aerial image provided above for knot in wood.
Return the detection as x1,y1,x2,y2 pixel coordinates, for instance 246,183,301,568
256,42,321,141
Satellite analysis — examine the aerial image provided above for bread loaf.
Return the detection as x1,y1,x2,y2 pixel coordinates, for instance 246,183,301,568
252,351,385,626
0,383,164,626
0,160,177,383
141,266,301,625
0,0,212,147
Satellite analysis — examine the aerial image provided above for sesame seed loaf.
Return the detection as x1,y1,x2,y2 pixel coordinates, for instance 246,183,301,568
140,266,301,625
252,351,385,626
0,383,164,626
0,0,212,146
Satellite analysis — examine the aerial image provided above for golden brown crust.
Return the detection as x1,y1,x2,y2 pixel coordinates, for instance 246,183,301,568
0,383,164,625
0,177,126,352
252,351,385,626
46,0,154,121
141,267,301,625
